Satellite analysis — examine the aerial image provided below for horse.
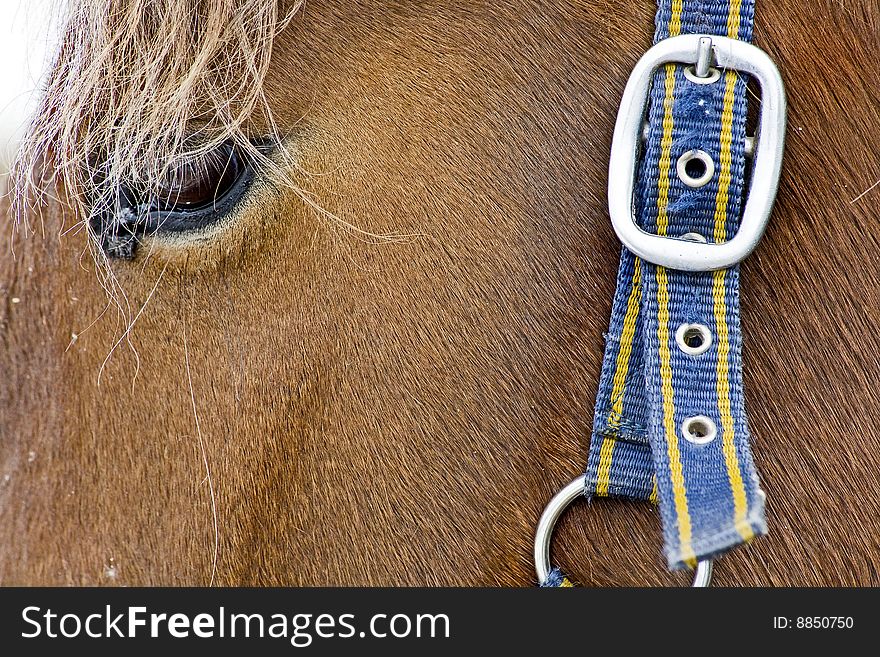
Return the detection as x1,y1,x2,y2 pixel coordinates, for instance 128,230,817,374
2,0,879,586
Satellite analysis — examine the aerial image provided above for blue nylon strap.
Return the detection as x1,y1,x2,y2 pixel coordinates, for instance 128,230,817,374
583,0,766,570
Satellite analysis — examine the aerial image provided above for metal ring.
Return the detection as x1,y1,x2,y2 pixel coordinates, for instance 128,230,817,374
534,475,713,587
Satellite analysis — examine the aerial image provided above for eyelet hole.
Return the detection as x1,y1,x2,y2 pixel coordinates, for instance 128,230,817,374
685,158,706,179
683,66,722,85
676,150,715,188
682,416,717,445
675,323,712,355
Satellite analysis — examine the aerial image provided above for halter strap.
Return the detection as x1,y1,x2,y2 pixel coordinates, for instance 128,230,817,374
542,0,780,584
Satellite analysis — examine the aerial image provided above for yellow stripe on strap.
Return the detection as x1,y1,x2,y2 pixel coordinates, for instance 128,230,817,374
711,1,754,542
712,74,739,245
654,43,696,564
712,269,753,540
670,0,683,37
656,65,676,236
727,0,743,39
595,260,643,496
594,437,616,497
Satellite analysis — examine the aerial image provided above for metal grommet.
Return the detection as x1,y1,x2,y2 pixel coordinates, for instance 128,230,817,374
680,232,707,243
676,150,715,188
681,416,718,445
534,475,713,587
675,323,713,356
683,65,722,85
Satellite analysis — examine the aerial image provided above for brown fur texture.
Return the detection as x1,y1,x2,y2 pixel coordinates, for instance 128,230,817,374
2,0,880,586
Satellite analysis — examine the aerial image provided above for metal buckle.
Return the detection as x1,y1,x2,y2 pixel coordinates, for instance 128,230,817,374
534,475,713,587
608,34,786,272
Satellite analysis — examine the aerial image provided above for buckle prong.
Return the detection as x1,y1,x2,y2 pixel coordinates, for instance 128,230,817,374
694,36,714,77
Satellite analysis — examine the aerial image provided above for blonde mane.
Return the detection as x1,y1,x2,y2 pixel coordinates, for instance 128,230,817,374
12,0,300,228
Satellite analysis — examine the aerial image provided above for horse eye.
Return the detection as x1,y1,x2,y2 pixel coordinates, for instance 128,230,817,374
89,139,262,259
152,143,243,211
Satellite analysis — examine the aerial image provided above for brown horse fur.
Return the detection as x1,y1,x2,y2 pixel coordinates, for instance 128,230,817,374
2,0,880,586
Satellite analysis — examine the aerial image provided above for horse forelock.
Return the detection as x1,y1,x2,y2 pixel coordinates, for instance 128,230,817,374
11,0,302,231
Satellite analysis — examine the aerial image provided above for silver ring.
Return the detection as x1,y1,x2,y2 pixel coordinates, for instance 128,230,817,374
534,475,713,587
